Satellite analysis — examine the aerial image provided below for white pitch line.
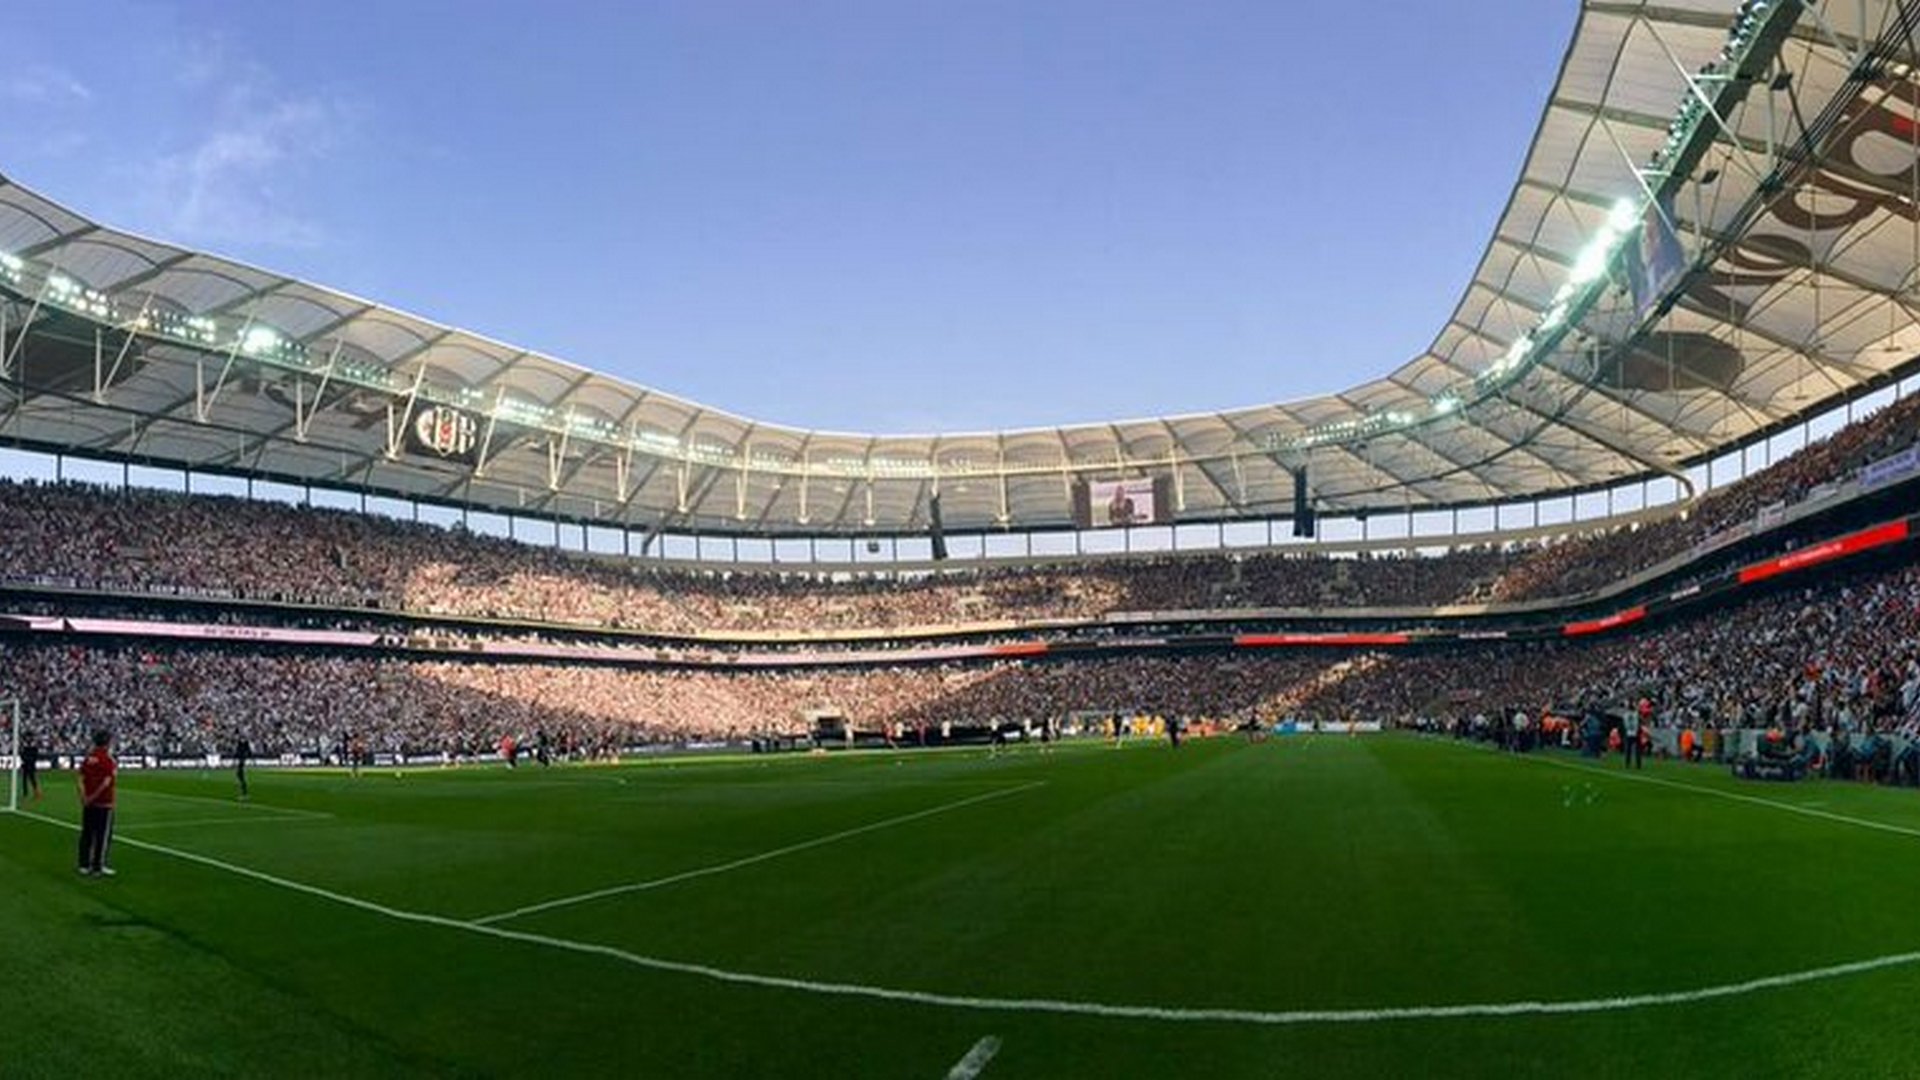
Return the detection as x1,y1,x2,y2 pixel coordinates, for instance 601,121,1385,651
474,780,1047,926
1522,753,1920,841
130,789,333,820
945,1036,1002,1079
120,813,323,832
9,807,1920,1026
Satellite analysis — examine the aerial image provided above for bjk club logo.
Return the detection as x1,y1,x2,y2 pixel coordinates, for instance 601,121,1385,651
413,406,477,458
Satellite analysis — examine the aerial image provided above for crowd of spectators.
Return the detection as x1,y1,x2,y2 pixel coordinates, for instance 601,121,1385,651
0,643,1331,759
1484,389,1920,600
7,553,1916,765
0,479,1517,632
1326,562,1920,762
0,391,1913,640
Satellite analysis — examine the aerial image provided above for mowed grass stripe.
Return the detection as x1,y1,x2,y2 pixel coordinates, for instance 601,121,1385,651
11,799,1920,1030
505,739,1920,1013
475,780,1047,924
11,736,1920,1077
88,753,1057,919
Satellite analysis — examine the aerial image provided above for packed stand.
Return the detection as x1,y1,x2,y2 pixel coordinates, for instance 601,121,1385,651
4,545,1914,771
0,480,1518,632
1486,390,1920,601
0,391,1914,635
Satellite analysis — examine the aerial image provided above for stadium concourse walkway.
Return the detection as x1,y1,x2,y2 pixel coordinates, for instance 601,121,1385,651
5,735,1920,1078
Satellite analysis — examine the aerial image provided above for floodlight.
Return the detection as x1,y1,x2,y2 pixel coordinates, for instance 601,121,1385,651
241,326,282,355
1569,241,1611,285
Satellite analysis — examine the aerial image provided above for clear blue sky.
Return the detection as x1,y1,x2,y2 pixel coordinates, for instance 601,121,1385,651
4,1,1578,434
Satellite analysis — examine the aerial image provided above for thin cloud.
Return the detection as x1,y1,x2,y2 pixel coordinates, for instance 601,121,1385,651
138,33,357,251
154,94,345,248
3,64,92,104
36,131,92,160
169,35,231,89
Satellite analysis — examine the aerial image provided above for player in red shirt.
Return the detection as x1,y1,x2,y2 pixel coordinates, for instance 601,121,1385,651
77,729,117,877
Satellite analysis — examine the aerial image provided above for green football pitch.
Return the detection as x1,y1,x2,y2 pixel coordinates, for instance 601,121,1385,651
5,735,1920,1078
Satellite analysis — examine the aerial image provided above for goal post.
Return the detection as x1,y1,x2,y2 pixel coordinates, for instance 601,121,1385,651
3,699,21,813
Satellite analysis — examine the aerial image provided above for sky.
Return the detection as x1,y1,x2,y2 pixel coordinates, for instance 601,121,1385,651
2,1,1579,435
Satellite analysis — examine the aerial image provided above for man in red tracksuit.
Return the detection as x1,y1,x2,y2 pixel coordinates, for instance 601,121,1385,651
77,730,117,877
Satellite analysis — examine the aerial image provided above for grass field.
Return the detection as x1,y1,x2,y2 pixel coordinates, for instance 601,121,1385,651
5,734,1920,1078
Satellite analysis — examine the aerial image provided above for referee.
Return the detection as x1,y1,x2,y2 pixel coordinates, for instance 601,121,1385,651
234,736,251,800
77,730,117,877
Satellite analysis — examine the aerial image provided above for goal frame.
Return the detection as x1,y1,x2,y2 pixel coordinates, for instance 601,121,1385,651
3,699,22,813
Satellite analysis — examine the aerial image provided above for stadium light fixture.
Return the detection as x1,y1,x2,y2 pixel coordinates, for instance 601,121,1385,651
1568,240,1613,286
241,326,283,356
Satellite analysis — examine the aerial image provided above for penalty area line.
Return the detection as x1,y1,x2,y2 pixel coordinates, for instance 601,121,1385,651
129,789,334,820
12,808,1920,1026
473,780,1048,926
118,813,325,832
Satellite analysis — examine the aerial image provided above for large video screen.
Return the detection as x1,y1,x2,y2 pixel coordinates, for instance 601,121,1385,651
1627,193,1688,319
1073,477,1173,529
1093,479,1155,526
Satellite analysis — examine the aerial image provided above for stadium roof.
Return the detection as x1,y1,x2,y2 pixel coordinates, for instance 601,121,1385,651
3,0,1919,538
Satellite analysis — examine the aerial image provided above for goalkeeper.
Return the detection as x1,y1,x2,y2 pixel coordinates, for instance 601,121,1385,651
18,730,41,803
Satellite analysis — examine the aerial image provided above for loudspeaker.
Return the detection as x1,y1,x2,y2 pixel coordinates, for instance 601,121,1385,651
1291,466,1315,538
929,492,949,561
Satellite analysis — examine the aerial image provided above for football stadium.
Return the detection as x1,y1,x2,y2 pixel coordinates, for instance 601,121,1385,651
7,1,1920,1076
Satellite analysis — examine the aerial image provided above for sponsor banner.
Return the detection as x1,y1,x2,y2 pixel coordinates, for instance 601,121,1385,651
1094,637,1171,652
404,635,488,653
1736,519,1911,586
1563,606,1647,637
1755,501,1787,531
481,640,644,663
1694,520,1755,556
485,639,1022,667
1234,632,1410,648
1862,446,1920,490
990,641,1052,658
703,643,1030,668
403,404,483,465
59,618,382,646
1275,720,1383,734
